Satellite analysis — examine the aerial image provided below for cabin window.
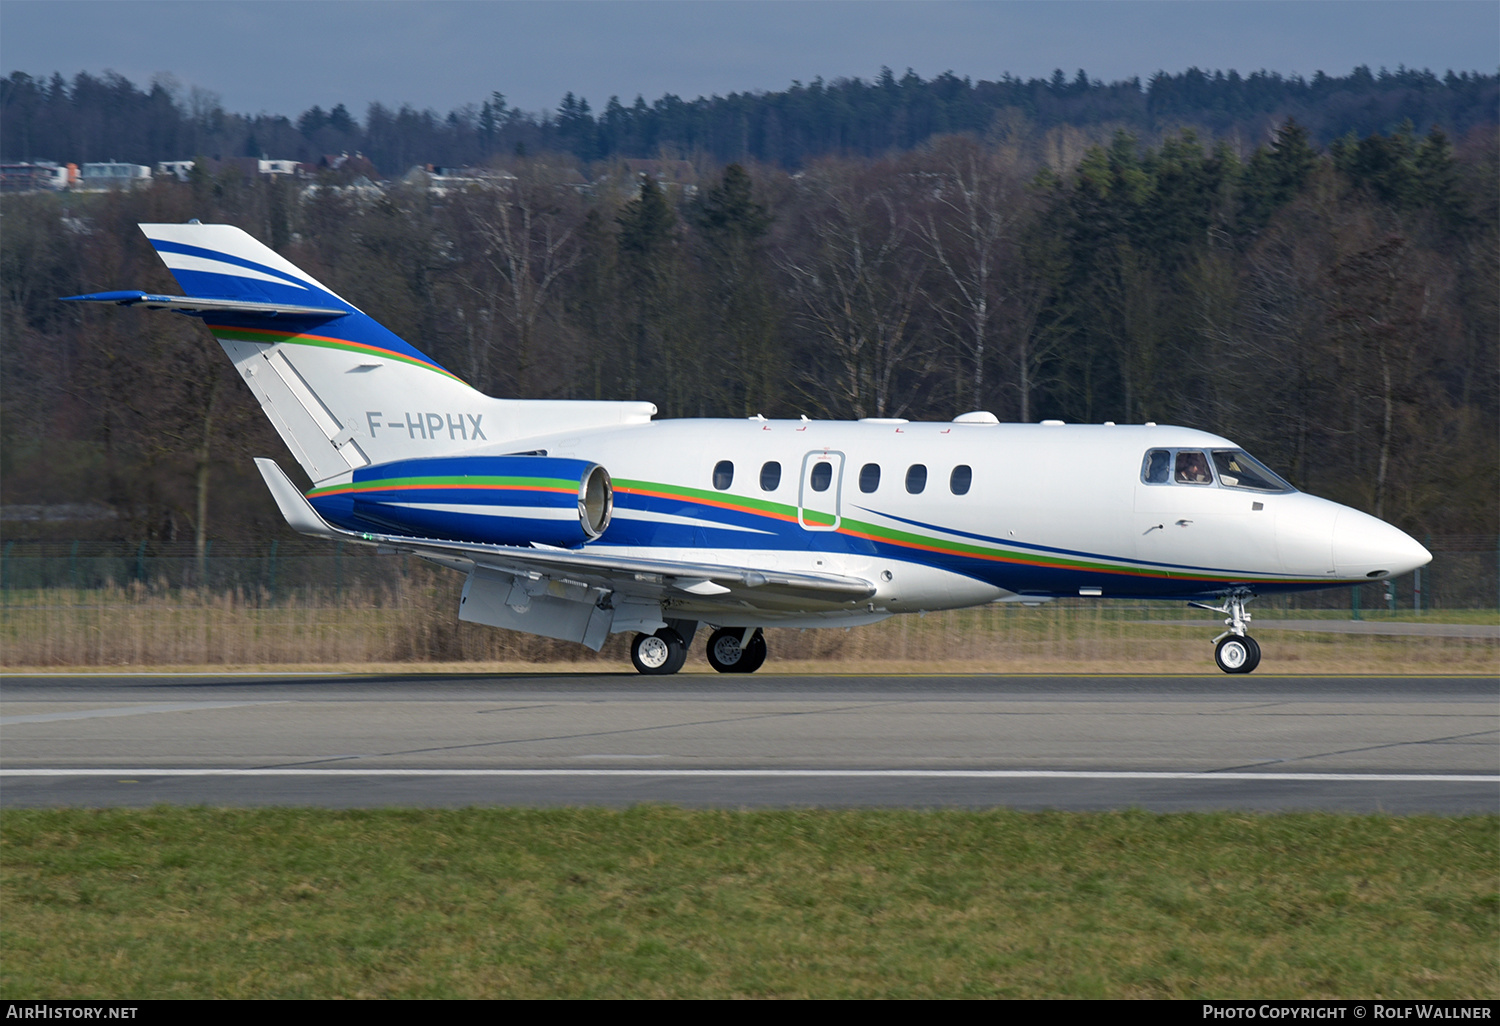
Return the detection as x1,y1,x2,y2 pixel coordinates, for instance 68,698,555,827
1211,450,1294,492
859,463,881,493
809,460,833,492
950,465,972,495
1142,449,1171,484
1174,451,1213,485
713,460,734,490
760,461,782,491
906,464,927,494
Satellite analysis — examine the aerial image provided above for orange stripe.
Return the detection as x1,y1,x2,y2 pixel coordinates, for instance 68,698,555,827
614,487,1321,585
206,323,458,378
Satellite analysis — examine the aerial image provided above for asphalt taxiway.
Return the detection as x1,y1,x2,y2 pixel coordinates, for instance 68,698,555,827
2,673,1494,812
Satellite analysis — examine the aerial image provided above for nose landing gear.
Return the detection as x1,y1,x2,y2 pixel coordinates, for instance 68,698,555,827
1192,591,1261,674
1214,634,1262,673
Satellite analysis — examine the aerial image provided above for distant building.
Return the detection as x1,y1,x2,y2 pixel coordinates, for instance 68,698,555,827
300,175,385,204
79,162,152,190
399,164,518,196
156,160,195,182
319,152,381,179
616,158,699,198
0,162,75,192
156,158,309,182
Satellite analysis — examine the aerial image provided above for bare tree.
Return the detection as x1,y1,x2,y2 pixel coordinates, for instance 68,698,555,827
781,161,932,419
914,138,1026,413
450,161,585,395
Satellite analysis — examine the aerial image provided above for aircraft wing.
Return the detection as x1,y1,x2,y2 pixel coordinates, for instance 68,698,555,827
256,458,876,606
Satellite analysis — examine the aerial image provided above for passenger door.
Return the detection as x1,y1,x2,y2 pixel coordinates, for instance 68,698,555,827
798,451,845,531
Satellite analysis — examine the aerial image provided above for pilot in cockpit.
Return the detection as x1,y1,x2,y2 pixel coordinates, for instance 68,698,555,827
1145,449,1171,484
1175,450,1212,484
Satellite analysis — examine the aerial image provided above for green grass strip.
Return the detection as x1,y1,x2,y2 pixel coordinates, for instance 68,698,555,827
2,808,1495,998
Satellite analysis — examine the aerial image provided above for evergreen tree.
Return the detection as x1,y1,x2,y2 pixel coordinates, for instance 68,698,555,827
616,175,685,408
691,164,776,414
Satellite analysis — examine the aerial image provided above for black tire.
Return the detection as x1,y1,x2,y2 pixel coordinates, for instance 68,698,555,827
706,628,768,674
737,630,768,673
631,628,687,675
1215,635,1257,674
706,628,746,673
1241,635,1262,673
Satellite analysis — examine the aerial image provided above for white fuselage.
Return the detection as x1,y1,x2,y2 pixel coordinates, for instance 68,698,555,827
342,416,1431,626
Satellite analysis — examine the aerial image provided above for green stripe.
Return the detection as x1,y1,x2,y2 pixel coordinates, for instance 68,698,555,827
308,475,575,497
615,478,1291,583
614,478,794,518
211,327,464,381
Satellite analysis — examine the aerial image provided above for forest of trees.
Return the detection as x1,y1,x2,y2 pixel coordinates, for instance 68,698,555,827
1,107,1496,558
3,65,1497,172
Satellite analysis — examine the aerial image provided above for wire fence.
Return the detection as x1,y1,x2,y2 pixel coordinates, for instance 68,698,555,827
3,536,1495,610
1,537,1495,668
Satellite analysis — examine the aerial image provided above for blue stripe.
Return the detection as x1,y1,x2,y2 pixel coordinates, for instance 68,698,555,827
149,240,336,296
855,505,1256,576
599,492,1323,600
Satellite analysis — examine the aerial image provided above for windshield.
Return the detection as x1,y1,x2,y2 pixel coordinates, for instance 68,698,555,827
1210,450,1295,492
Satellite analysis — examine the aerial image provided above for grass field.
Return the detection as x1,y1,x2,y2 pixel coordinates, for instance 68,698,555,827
2,807,1495,999
3,585,1493,996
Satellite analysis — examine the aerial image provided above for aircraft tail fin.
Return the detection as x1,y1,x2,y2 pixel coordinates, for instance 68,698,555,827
65,223,655,484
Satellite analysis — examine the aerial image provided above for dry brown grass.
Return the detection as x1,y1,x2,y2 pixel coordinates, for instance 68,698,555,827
2,570,1494,674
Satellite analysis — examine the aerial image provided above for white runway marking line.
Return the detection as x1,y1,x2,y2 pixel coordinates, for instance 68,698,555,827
0,769,1494,783
0,701,288,725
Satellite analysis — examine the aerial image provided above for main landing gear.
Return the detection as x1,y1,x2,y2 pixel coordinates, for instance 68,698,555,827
628,625,768,675
1192,592,1261,674
630,627,688,675
705,628,767,674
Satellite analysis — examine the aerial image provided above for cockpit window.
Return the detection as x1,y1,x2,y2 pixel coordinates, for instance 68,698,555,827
1211,450,1294,492
1143,449,1171,484
1141,446,1297,493
1174,450,1213,485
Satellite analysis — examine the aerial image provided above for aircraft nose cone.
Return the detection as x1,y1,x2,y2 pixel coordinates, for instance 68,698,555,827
1333,509,1433,579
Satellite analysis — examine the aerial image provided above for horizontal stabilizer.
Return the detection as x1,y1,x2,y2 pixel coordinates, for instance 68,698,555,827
62,291,347,319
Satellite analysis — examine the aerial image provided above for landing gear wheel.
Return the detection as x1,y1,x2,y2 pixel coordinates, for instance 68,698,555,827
631,628,687,675
706,628,767,674
1241,635,1261,673
1215,635,1260,674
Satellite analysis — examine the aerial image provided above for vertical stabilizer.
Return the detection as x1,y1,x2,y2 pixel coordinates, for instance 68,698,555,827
67,223,658,482
139,223,501,482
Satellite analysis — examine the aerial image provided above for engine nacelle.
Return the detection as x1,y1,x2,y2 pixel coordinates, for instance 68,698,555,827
306,455,613,548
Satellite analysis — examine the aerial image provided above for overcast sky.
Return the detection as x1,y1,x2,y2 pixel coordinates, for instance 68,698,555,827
3,1,1496,119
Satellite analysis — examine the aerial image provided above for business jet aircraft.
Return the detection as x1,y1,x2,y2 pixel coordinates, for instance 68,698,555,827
65,223,1431,674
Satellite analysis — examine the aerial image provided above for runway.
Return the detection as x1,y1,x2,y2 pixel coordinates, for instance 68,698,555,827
2,673,1495,812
